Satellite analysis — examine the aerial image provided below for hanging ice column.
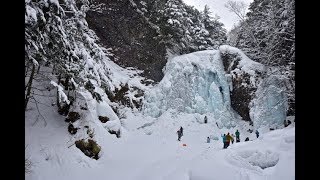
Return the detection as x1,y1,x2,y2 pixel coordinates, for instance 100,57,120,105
142,50,234,120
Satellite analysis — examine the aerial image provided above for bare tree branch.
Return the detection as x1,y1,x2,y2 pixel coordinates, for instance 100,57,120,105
30,96,47,127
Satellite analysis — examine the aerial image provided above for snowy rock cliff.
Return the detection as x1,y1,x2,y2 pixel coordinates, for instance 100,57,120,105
143,45,287,129
220,45,288,129
220,45,265,123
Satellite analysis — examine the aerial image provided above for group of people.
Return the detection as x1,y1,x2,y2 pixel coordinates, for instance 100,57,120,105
221,133,234,149
219,130,240,148
176,124,260,149
221,129,259,148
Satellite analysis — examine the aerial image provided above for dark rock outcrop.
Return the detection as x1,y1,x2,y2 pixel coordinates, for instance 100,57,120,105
220,50,263,122
98,116,109,123
65,112,81,123
68,123,78,135
75,139,101,160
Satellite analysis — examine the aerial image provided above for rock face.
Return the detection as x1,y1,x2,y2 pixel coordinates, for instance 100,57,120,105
86,0,167,82
219,47,264,122
220,45,288,128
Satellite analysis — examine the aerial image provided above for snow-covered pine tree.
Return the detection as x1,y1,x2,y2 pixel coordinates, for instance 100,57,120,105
153,0,227,54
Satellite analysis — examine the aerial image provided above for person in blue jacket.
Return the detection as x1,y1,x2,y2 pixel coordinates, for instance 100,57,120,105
221,134,227,148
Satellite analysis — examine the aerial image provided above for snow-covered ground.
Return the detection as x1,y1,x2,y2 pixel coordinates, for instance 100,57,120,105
25,47,294,180
26,96,294,180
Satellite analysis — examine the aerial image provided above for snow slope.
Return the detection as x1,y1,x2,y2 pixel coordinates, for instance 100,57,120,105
26,47,293,180
26,97,295,180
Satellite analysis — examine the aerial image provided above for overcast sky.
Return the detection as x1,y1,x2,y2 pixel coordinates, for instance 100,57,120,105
183,0,253,31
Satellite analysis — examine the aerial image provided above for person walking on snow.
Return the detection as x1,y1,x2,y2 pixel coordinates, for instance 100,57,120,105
180,126,183,136
207,136,210,143
177,129,182,141
255,130,259,138
221,134,227,148
204,116,208,124
177,126,183,141
235,129,240,142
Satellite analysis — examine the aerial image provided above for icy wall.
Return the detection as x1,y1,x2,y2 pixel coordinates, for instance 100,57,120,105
250,73,288,129
143,46,287,129
143,50,233,119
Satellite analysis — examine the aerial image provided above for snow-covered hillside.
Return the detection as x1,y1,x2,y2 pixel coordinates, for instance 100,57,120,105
26,47,294,180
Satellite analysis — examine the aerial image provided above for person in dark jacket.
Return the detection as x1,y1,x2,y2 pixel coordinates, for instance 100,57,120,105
177,126,184,141
177,129,182,141
235,129,240,142
204,116,208,124
255,130,259,138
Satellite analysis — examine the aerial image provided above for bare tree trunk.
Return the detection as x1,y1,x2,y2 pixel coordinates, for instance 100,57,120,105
56,74,61,109
37,64,41,74
25,64,36,111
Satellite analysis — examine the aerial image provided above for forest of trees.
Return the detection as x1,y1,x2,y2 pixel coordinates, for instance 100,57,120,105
148,0,227,54
25,0,295,117
25,0,121,114
85,0,227,81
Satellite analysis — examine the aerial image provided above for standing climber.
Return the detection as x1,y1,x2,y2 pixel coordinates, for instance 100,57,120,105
221,134,227,148
204,116,208,124
207,136,210,143
226,133,233,148
177,126,183,141
177,129,182,141
231,134,235,144
235,129,240,142
255,130,259,138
